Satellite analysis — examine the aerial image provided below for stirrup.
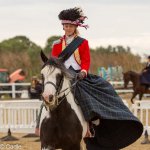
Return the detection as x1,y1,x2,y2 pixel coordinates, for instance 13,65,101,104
85,122,95,138
89,123,95,137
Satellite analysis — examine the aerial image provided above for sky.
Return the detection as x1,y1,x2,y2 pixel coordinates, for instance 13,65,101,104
0,0,150,56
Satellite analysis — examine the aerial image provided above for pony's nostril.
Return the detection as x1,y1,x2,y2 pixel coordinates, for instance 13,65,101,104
49,95,54,102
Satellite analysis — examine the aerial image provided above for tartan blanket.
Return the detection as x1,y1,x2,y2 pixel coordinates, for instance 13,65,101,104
72,73,143,149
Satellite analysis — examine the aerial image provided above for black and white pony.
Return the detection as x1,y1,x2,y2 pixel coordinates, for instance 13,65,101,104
40,52,88,150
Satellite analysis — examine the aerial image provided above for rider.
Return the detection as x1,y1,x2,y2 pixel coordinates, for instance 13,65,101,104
51,7,89,80
140,55,150,88
37,7,143,150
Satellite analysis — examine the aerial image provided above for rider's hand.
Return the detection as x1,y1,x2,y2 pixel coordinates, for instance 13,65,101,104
77,71,87,80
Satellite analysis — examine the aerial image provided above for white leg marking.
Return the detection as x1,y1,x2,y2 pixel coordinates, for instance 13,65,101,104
80,139,87,150
62,79,88,138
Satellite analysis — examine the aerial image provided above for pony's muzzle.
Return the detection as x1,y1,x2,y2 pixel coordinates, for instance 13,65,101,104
42,93,54,102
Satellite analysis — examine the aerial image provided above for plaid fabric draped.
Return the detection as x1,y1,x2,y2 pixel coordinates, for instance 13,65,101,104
74,74,137,121
71,73,143,149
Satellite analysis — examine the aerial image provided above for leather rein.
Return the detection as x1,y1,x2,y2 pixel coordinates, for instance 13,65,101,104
42,75,78,111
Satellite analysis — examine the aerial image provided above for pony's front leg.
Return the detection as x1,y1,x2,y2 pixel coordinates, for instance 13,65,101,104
80,139,87,150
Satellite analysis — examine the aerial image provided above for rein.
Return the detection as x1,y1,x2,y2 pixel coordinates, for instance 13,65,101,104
43,76,79,111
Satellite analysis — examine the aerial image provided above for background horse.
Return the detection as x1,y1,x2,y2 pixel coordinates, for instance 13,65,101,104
123,71,150,103
40,52,87,150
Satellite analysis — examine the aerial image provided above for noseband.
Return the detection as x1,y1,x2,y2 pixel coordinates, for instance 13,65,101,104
42,75,78,111
42,75,64,110
44,81,58,91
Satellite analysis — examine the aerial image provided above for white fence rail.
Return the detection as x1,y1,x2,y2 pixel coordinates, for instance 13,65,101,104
0,83,30,99
0,82,149,98
0,99,128,134
110,81,150,96
132,100,150,135
0,100,42,133
0,99,150,135
110,81,133,93
110,81,130,86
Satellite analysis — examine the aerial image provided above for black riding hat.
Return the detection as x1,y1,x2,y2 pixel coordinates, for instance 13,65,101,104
58,7,89,29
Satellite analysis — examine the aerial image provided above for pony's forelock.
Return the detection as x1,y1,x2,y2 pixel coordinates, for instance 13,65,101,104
44,57,74,80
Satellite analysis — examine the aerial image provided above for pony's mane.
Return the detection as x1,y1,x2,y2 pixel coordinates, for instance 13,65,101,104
43,56,75,79
128,70,139,76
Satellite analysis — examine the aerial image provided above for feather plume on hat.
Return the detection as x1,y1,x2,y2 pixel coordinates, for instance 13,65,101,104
58,7,89,29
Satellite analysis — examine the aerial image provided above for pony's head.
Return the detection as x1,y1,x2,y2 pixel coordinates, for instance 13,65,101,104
40,51,74,107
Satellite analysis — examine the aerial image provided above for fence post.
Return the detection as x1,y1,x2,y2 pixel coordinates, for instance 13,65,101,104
12,83,16,98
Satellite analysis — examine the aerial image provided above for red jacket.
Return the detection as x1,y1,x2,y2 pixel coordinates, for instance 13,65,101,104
51,36,90,72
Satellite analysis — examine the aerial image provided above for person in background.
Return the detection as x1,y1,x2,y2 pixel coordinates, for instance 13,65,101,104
140,55,150,88
28,76,42,99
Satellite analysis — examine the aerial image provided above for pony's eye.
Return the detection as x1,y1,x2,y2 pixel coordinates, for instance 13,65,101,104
41,74,45,91
56,73,63,89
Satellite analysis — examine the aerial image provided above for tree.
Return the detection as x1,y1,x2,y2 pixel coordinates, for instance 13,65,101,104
0,36,41,53
0,36,42,79
44,35,61,55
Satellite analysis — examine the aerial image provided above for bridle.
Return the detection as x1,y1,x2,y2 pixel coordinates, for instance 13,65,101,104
42,74,78,111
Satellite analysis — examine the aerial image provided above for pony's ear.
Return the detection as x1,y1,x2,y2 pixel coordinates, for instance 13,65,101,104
40,50,48,63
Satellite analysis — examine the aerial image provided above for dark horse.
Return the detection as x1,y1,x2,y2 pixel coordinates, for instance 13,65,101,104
39,52,87,150
123,71,150,103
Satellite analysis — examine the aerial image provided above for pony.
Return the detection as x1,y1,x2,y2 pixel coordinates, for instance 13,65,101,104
123,71,150,103
40,51,87,150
